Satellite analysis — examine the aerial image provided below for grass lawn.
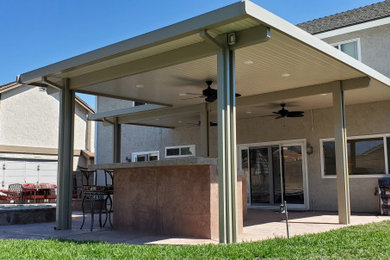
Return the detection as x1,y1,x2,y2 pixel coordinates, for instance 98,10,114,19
0,220,389,259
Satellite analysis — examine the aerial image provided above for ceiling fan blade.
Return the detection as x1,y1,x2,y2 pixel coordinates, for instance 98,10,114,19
235,93,241,97
272,112,281,115
287,111,304,117
275,115,284,119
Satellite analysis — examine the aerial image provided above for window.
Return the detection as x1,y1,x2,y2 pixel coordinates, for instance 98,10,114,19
321,134,389,177
131,151,159,162
165,145,195,158
332,39,360,60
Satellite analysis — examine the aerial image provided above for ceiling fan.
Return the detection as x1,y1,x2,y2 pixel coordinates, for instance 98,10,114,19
183,80,241,103
272,103,304,119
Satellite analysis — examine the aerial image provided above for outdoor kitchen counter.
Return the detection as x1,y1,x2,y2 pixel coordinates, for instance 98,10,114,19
91,157,244,240
91,157,218,170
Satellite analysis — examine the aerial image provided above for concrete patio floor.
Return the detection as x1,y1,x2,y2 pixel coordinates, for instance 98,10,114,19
0,209,388,245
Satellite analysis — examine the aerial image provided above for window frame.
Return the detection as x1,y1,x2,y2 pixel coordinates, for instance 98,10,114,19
131,151,160,162
320,133,389,179
165,145,196,159
331,38,361,61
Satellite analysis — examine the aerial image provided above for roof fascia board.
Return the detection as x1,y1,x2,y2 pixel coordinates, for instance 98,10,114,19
88,104,164,121
315,16,390,39
0,144,81,156
74,96,95,114
244,1,390,88
19,1,247,84
0,81,95,113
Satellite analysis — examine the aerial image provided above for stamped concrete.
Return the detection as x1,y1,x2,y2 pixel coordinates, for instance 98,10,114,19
0,210,388,245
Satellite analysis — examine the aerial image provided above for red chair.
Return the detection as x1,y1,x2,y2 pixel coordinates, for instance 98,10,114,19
2,184,23,202
22,183,44,202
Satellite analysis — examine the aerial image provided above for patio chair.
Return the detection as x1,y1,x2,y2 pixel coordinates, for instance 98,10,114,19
7,183,23,203
22,183,44,203
80,169,114,231
39,183,57,202
378,177,390,215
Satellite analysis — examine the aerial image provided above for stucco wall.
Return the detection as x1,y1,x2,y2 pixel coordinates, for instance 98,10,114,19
321,24,390,77
0,85,94,169
97,98,390,213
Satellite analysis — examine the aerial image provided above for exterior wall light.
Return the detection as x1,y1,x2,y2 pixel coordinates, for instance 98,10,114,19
307,143,314,155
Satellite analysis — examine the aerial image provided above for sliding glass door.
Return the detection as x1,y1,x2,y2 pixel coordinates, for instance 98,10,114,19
240,140,308,209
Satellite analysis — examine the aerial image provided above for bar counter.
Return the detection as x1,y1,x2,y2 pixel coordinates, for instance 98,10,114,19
92,157,244,240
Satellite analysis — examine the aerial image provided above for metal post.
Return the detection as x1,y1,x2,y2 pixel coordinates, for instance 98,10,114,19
217,46,238,244
199,103,210,157
332,82,351,224
56,78,75,230
113,117,121,163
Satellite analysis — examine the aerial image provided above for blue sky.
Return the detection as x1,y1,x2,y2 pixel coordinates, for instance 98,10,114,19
0,0,382,109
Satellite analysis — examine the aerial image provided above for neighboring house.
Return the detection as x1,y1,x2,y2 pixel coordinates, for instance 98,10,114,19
94,1,390,213
0,82,95,189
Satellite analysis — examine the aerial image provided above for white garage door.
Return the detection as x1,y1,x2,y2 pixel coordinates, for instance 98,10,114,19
1,160,57,189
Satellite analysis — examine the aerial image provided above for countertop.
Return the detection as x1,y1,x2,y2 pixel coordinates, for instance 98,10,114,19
90,157,217,170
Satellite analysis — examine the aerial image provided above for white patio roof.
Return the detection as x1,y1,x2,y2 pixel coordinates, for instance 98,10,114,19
19,0,390,128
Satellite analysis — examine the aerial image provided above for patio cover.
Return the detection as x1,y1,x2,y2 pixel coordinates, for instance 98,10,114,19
17,0,390,243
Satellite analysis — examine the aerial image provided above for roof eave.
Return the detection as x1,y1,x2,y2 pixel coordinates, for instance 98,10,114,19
18,1,248,84
244,0,390,88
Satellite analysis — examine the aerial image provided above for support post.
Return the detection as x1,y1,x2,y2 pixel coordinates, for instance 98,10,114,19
332,82,351,224
113,117,121,163
199,103,210,157
56,78,75,230
217,46,238,243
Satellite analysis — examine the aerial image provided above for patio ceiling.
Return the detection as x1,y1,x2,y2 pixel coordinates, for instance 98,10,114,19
19,1,390,124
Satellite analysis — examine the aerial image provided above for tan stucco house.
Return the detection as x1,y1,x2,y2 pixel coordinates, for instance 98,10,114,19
0,82,95,189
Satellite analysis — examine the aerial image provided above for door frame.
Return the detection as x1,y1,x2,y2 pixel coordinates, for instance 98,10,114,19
238,138,310,210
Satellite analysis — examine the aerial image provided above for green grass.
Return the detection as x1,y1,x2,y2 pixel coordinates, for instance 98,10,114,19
0,221,389,259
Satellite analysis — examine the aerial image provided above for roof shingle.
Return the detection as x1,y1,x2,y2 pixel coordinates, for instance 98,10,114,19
297,0,390,34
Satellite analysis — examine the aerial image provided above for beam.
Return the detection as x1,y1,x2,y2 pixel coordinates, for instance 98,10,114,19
88,104,165,121
118,104,202,124
56,78,75,230
332,81,351,224
236,77,370,107
75,89,171,107
86,77,371,127
123,122,175,129
70,42,218,89
199,103,210,157
68,25,270,91
113,117,121,163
